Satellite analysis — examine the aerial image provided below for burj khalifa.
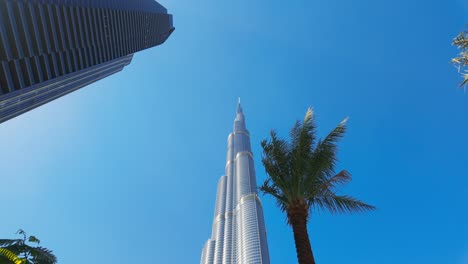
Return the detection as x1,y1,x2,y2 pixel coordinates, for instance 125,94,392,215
200,101,270,264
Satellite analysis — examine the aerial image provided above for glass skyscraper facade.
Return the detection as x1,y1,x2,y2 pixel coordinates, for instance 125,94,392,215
201,102,270,264
0,0,173,123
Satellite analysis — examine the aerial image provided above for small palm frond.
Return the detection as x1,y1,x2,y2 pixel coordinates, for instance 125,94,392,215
314,195,376,214
304,117,348,191
314,117,348,173
259,179,289,213
460,71,468,87
29,247,57,264
318,170,352,193
261,130,292,197
0,248,25,264
452,30,468,88
452,51,468,67
0,240,22,247
305,170,352,204
290,108,316,194
453,31,468,49
290,107,316,156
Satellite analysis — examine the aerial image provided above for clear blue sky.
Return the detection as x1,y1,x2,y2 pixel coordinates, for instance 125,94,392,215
1,0,467,263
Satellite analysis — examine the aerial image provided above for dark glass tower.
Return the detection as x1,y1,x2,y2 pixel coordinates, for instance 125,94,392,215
0,0,173,123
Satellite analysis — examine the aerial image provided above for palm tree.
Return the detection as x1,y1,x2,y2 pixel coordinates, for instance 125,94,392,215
260,108,375,264
0,230,57,264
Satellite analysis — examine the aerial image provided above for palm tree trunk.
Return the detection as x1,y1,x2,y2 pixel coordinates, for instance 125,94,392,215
290,212,315,264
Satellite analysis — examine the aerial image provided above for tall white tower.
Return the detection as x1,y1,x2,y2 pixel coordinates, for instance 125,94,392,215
200,102,270,264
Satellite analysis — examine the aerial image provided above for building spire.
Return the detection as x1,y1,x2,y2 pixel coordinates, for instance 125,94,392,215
237,97,243,114
234,98,246,132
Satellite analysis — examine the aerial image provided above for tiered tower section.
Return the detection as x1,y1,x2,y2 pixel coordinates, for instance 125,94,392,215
201,102,270,264
0,0,174,123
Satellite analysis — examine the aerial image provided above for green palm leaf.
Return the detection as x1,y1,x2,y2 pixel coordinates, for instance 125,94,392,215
29,247,57,263
0,248,25,264
314,195,376,214
0,240,23,247
304,117,348,195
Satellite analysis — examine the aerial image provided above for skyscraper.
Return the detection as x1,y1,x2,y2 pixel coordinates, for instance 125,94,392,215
0,0,173,123
200,102,270,264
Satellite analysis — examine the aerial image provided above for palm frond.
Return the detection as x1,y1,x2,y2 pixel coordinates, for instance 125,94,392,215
29,247,57,264
304,117,348,192
314,195,376,214
318,170,352,193
290,108,316,195
460,72,468,87
259,179,289,213
452,30,468,88
2,244,31,257
0,240,22,247
261,130,292,197
0,248,24,264
453,31,468,49
290,107,316,154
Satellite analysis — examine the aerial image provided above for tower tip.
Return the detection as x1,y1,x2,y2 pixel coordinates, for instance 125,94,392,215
237,98,243,114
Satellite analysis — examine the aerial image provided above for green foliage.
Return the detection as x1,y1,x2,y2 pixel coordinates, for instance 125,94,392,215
0,248,25,264
260,108,375,224
0,230,57,264
452,30,468,88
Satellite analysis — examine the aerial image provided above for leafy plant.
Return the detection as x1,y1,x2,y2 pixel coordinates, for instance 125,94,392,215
260,108,375,264
0,230,57,264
